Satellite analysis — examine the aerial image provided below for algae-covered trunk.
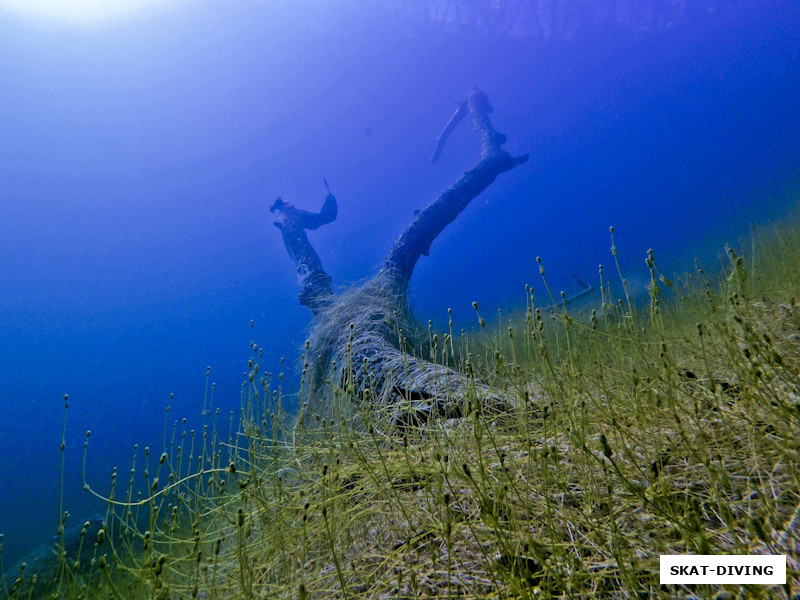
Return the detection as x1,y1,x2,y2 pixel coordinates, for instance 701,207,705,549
271,89,528,430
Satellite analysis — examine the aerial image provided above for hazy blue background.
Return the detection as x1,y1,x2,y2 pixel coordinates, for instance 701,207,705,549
1,0,799,564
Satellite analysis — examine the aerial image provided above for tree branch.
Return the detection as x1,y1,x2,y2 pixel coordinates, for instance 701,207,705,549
382,88,528,290
271,188,337,315
430,101,466,163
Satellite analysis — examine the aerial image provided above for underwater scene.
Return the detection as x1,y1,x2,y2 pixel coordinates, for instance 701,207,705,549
1,0,799,598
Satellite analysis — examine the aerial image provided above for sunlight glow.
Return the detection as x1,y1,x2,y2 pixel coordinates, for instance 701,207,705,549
0,0,171,26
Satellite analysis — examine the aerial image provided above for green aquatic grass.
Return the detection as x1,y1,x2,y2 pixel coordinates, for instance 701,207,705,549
3,219,800,599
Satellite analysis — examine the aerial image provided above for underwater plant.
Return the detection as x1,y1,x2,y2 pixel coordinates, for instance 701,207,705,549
271,88,528,430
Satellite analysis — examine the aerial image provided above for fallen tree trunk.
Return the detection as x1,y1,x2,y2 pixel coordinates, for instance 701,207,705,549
271,89,529,430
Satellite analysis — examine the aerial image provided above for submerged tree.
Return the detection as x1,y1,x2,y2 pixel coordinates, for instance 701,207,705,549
271,89,528,430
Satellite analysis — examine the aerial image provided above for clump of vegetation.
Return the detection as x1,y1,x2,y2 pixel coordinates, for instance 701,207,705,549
3,219,800,599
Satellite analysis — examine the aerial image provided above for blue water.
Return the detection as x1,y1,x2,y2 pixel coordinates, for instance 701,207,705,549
1,1,798,565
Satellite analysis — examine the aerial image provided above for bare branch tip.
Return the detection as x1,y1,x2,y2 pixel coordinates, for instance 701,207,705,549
270,197,285,213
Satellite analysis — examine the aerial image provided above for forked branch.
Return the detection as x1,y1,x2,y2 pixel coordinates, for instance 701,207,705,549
270,185,337,314
382,88,528,290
